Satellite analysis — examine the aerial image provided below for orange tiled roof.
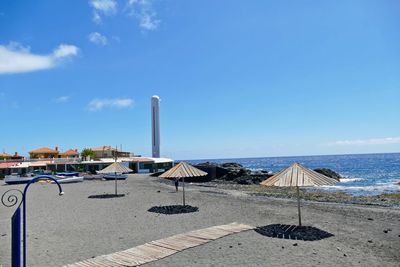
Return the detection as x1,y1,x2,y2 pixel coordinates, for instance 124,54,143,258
61,149,79,156
12,152,23,158
0,152,12,157
29,147,58,154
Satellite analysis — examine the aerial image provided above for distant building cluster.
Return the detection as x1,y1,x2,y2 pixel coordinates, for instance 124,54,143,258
26,146,131,160
0,145,173,177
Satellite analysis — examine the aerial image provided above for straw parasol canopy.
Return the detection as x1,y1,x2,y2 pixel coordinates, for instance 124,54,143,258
260,163,337,187
159,162,207,179
159,162,207,205
260,163,338,226
98,162,132,174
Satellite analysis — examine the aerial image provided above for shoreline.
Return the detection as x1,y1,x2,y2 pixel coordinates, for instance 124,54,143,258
184,151,400,162
187,157,400,199
185,179,400,207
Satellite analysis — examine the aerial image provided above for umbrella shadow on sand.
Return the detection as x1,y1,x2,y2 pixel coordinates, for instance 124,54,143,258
255,224,334,241
148,205,199,215
88,194,125,199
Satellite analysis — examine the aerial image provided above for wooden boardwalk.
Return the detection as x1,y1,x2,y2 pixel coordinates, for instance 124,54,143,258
64,222,254,267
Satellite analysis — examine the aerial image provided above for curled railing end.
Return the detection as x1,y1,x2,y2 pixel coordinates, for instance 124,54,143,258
1,189,23,208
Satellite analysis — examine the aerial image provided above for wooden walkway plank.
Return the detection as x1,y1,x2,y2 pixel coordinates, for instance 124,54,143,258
113,251,149,266
141,243,177,257
64,222,254,267
150,240,185,251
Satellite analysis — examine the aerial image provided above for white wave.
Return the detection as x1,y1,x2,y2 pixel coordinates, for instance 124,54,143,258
320,181,400,193
339,177,364,183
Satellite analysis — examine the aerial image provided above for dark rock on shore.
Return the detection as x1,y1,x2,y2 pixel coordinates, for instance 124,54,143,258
314,168,341,181
221,162,243,168
235,174,270,185
195,162,272,184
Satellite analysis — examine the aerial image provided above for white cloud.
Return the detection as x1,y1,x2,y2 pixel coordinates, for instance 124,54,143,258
89,0,117,24
55,96,70,103
330,137,400,146
88,0,160,30
125,0,160,30
92,12,102,24
0,42,79,74
88,32,108,46
87,98,134,111
53,44,79,58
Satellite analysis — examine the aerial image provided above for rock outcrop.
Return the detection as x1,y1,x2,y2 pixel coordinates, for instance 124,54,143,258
195,162,272,184
313,168,341,181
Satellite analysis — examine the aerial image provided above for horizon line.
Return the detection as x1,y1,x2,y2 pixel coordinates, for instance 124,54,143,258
178,151,400,162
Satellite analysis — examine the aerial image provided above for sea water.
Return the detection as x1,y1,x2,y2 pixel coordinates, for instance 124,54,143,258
188,153,400,196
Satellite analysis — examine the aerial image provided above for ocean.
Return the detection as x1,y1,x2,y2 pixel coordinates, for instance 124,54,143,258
187,153,400,196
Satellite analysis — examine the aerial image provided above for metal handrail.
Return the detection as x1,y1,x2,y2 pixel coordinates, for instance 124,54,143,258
1,175,64,267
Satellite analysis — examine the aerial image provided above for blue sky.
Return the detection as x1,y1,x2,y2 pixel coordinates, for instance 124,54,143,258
0,0,399,159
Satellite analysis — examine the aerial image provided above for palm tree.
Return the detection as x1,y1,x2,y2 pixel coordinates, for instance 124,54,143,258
80,148,95,160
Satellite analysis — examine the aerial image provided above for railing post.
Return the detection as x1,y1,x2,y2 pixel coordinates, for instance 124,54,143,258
2,189,23,267
11,207,21,267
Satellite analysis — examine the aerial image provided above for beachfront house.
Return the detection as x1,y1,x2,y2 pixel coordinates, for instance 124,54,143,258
0,152,12,160
10,152,24,160
29,147,59,159
91,146,130,159
0,152,24,161
60,149,80,158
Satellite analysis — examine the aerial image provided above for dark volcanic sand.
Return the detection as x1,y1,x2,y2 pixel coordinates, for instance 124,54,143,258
0,174,399,266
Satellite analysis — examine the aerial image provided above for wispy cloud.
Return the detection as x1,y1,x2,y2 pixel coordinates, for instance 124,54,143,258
329,137,400,146
54,96,70,103
0,42,79,74
89,0,117,24
88,0,160,31
88,32,108,46
87,98,134,111
53,45,79,58
126,0,160,30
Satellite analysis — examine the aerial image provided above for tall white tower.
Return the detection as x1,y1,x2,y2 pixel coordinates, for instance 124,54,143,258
151,95,160,158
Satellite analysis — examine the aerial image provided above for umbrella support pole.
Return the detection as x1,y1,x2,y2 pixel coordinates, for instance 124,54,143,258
296,186,302,226
115,172,117,196
182,177,185,206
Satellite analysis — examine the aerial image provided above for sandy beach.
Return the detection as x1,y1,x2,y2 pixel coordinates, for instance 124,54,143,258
1,174,399,267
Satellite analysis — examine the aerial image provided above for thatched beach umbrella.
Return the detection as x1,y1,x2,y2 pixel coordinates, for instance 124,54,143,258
260,163,338,226
98,162,132,195
159,162,207,206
